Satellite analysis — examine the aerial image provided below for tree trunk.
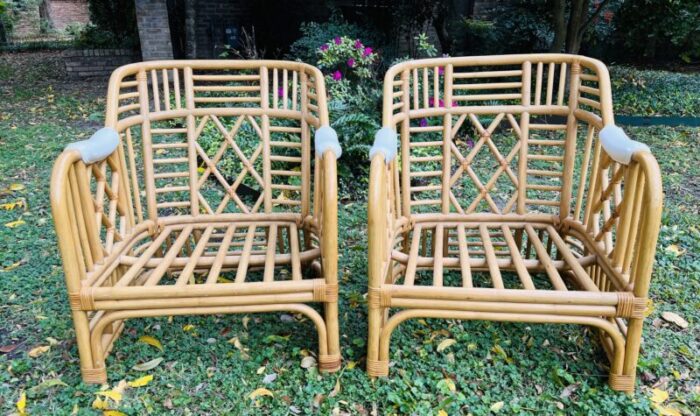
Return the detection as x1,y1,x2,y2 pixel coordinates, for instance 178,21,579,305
549,0,567,52
184,0,196,59
432,9,452,55
566,0,588,54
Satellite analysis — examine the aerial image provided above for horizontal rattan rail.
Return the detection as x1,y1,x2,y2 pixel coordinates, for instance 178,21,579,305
51,60,342,383
366,54,662,393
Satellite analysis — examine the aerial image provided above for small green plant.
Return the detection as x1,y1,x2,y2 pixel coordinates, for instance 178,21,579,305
414,32,437,58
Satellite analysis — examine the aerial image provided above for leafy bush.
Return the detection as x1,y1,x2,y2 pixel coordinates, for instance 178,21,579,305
610,66,700,116
72,24,136,49
289,16,381,65
613,0,700,63
316,35,382,182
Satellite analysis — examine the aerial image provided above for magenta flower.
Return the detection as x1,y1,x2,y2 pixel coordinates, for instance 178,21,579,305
419,118,428,127
354,39,363,49
332,70,342,81
466,137,475,148
277,87,284,98
319,44,329,52
438,66,444,75
347,58,355,68
363,46,373,57
334,36,342,45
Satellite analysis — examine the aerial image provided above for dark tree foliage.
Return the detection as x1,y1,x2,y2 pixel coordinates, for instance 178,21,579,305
613,0,700,63
87,0,137,41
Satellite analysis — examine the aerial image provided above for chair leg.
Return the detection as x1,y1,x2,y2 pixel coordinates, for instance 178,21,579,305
610,318,644,393
366,303,388,377
72,311,107,384
319,301,342,372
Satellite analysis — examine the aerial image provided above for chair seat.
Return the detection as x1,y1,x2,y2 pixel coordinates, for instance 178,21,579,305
377,215,637,317
74,216,331,312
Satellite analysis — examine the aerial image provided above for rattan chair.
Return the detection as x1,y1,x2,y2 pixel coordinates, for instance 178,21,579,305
366,54,662,392
50,60,342,383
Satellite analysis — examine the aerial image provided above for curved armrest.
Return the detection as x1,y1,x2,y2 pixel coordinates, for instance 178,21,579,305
65,127,120,164
599,125,650,165
314,126,342,159
369,127,398,162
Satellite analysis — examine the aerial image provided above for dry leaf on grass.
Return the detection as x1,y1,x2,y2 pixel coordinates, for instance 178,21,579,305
132,357,163,371
248,387,274,400
661,312,689,329
436,338,456,352
137,335,163,351
28,345,50,358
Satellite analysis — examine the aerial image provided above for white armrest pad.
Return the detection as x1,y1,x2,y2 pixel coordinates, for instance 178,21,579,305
65,127,120,164
369,127,398,162
314,125,342,159
599,125,650,165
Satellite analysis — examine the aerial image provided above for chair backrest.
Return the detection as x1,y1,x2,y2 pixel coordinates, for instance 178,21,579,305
105,60,329,224
381,54,617,223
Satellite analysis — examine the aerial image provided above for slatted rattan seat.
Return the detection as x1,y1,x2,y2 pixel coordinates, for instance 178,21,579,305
51,60,342,383
366,54,662,393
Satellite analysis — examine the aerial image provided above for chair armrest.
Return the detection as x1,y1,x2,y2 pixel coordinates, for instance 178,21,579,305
599,125,650,165
65,127,120,164
368,148,393,289
314,127,341,287
51,128,128,293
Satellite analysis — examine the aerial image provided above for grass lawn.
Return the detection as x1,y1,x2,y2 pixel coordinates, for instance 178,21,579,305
0,52,698,415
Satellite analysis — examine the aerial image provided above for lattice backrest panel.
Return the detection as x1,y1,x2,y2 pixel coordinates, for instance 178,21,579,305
384,55,585,217
107,61,325,222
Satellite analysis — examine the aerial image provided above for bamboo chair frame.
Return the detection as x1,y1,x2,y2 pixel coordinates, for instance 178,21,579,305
50,60,341,384
366,54,662,393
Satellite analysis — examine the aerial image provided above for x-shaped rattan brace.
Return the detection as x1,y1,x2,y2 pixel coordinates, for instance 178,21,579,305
194,115,265,213
449,113,519,214
89,160,124,250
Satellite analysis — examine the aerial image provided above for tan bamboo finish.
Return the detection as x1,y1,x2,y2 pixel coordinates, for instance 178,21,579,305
367,54,663,393
51,60,341,383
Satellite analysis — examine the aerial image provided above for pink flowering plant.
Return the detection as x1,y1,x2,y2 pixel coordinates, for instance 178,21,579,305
317,35,378,83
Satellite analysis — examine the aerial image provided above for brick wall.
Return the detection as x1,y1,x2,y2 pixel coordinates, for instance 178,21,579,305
194,0,252,58
63,49,140,78
135,0,174,60
48,0,90,31
10,4,41,39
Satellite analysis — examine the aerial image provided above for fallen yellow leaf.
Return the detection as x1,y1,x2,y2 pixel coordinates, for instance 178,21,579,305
5,219,26,228
657,406,682,416
256,366,266,375
346,361,357,370
436,338,456,352
92,397,109,410
437,410,448,416
649,388,669,404
9,183,25,191
95,390,123,402
248,387,274,400
128,374,154,387
104,411,128,416
28,345,50,358
183,324,195,332
137,335,163,351
17,391,26,414
1,260,24,272
490,401,504,412
665,244,685,256
442,378,456,393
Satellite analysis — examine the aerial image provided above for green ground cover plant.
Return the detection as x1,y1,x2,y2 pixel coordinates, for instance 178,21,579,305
0,52,698,415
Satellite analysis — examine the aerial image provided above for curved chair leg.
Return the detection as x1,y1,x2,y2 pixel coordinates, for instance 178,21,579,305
73,310,107,384
320,301,342,372
366,301,389,377
612,317,644,394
